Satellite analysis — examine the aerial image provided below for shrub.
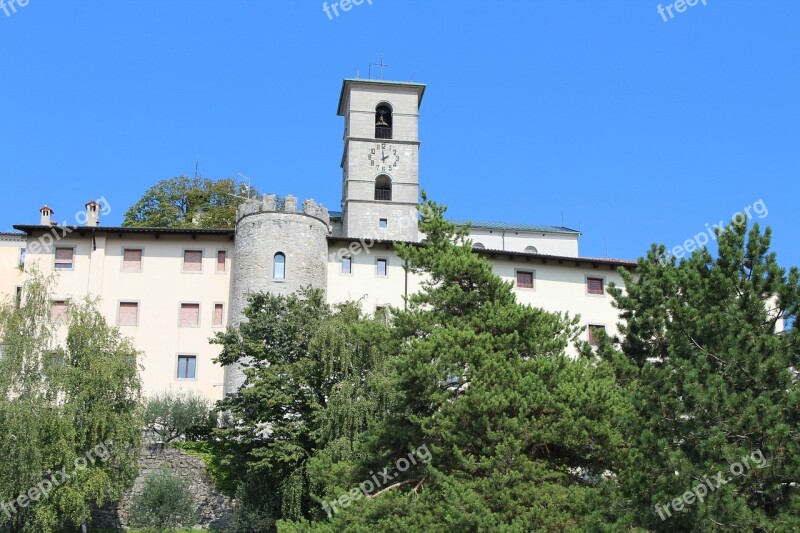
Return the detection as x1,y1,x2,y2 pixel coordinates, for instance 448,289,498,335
128,469,197,532
144,390,213,443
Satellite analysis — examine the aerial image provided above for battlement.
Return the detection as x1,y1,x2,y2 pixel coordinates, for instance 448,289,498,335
236,194,330,227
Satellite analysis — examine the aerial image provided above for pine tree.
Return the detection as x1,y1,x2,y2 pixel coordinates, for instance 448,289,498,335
298,194,632,531
603,222,800,531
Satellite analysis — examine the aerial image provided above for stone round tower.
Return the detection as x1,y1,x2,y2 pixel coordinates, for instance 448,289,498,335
224,194,330,395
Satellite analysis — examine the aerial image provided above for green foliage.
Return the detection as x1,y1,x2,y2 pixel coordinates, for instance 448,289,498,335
144,391,212,443
128,469,196,532
0,268,142,532
170,441,237,497
597,222,800,530
211,193,630,531
122,176,261,228
210,290,394,530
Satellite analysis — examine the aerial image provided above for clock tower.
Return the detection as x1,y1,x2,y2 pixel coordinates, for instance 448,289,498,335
337,79,426,242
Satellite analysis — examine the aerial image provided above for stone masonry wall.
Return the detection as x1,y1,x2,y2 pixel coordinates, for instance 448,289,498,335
92,441,234,531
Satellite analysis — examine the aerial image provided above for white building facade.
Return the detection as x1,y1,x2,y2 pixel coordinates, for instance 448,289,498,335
1,79,636,402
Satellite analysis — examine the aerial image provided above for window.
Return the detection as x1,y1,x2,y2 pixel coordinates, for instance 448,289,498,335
122,249,142,272
183,250,202,272
180,303,200,327
54,247,74,270
15,287,22,309
216,250,227,273
375,103,393,139
342,256,352,274
587,277,605,296
525,246,538,254
274,252,286,280
177,355,197,380
118,302,139,326
376,258,388,277
375,305,389,321
18,248,25,268
213,304,224,327
379,218,388,229
516,270,534,289
51,300,68,322
473,243,485,250
588,324,606,346
374,175,392,201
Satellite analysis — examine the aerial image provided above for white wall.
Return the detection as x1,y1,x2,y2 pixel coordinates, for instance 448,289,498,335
468,228,580,257
21,230,233,401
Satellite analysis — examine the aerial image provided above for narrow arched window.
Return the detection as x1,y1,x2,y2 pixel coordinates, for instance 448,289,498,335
525,246,538,254
375,104,393,139
375,175,392,201
273,252,286,280
473,243,485,250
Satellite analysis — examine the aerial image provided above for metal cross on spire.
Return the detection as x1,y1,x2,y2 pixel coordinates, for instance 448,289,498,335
375,54,389,80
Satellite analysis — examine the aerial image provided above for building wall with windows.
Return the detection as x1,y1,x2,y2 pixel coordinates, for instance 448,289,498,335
18,228,233,400
4,78,639,402
0,233,25,306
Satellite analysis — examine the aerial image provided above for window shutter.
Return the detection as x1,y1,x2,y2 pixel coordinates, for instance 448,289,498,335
119,302,139,325
517,271,534,289
587,278,604,295
123,249,142,271
51,301,68,322
214,304,224,326
55,248,74,268
183,251,202,272
216,251,226,272
180,303,200,326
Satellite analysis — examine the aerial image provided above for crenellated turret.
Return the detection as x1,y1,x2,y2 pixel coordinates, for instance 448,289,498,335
224,194,330,395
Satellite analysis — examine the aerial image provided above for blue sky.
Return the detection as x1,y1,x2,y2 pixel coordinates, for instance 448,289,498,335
1,0,798,268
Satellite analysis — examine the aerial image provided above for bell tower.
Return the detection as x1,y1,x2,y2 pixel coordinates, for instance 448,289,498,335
337,79,426,242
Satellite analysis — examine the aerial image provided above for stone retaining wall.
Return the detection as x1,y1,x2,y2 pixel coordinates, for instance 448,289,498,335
92,442,234,530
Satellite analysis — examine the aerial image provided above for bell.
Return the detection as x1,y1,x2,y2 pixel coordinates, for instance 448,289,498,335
376,116,388,127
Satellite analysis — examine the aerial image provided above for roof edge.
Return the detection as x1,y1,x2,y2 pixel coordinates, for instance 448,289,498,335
337,78,427,116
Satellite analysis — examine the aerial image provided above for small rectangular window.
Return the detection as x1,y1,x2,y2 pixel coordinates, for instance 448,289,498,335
379,218,388,229
516,270,534,289
213,304,224,327
342,256,352,274
122,249,143,272
18,248,26,268
588,324,606,346
180,303,200,327
51,300,69,322
216,250,227,273
177,355,197,379
376,258,388,277
587,277,605,295
54,247,74,270
183,250,202,272
118,302,139,326
15,287,22,309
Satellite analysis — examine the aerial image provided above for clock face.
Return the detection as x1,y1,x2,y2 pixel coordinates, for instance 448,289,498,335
366,142,401,173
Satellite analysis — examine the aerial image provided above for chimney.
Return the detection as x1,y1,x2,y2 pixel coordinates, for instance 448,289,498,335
85,201,100,227
39,205,54,226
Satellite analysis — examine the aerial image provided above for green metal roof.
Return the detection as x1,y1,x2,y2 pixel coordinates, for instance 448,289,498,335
450,220,581,235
